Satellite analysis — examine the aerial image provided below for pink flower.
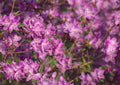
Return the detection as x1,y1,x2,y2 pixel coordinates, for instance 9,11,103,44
104,37,118,63
0,41,7,55
26,73,42,81
3,64,15,79
86,74,96,85
58,76,73,85
23,15,45,37
20,59,40,74
1,13,20,33
14,70,24,81
7,34,21,47
79,72,86,81
89,37,102,49
91,68,105,81
9,22,19,33
45,23,55,37
64,20,83,39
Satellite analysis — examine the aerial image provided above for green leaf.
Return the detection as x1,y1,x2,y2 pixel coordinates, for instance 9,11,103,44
0,53,4,60
9,78,12,83
85,66,92,73
33,52,37,60
53,60,58,65
81,23,85,28
14,56,19,63
82,58,86,63
74,79,80,85
88,45,92,49
39,59,43,63
36,0,39,2
56,76,59,81
50,59,58,66
54,35,62,38
6,58,12,64
73,7,78,10
78,17,83,21
84,31,89,35
6,30,9,33
31,79,37,84
65,41,73,49
2,80,7,85
62,73,66,77
100,79,105,82
62,7,67,12
48,37,52,43
110,72,115,76
18,24,23,27
26,39,31,43
0,73,3,77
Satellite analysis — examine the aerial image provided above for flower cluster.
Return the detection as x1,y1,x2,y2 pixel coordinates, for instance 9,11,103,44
0,13,20,33
80,68,104,85
0,0,120,85
2,59,40,81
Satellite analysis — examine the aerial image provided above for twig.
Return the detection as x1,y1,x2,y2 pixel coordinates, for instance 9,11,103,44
7,50,30,55
69,39,77,53
11,0,16,13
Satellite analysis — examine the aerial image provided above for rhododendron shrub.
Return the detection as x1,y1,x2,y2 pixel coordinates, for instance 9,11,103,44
0,0,120,85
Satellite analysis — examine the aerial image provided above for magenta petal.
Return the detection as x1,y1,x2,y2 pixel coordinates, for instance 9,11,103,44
7,37,12,46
